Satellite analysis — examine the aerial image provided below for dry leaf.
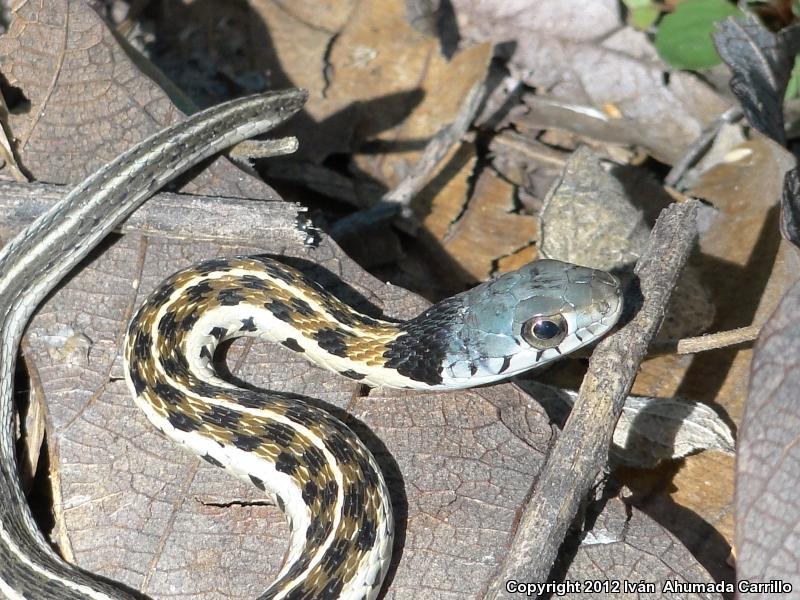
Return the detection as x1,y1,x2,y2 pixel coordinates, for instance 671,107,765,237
520,381,735,469
563,498,723,599
0,2,728,598
450,0,732,164
422,163,538,283
738,268,800,590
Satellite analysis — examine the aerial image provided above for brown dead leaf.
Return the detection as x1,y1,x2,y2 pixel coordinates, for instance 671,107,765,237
130,0,492,206
411,148,538,285
450,0,732,164
0,1,274,200
738,263,800,591
0,90,26,182
329,7,492,188
439,168,537,282
0,2,725,598
562,498,722,599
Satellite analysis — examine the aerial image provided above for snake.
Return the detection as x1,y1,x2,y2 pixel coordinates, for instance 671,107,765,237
0,89,623,600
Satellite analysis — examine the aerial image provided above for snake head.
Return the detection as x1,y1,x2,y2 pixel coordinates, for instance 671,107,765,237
438,259,623,388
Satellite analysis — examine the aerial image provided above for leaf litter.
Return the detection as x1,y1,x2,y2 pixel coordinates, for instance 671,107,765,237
0,0,798,598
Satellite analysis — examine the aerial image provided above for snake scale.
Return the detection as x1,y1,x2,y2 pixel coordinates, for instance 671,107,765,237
0,90,623,600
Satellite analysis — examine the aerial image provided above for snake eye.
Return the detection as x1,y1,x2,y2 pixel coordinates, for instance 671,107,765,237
521,314,567,350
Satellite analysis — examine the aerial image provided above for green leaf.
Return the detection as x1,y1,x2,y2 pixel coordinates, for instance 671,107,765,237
786,54,800,99
655,0,742,69
622,0,662,30
633,5,661,29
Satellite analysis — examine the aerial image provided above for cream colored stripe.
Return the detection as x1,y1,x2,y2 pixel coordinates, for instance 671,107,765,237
0,522,115,600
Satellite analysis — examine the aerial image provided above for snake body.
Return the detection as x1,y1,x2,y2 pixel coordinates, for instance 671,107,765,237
0,90,623,600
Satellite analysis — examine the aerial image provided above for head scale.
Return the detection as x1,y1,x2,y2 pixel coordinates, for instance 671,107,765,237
435,259,623,389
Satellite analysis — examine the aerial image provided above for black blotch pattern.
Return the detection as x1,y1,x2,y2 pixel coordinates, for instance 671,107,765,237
260,259,296,284
233,389,271,409
133,330,152,362
197,383,230,399
168,411,202,432
383,296,462,385
284,404,317,428
282,554,313,583
265,298,293,323
289,297,315,317
232,434,262,452
217,287,246,306
150,282,176,305
357,313,382,327
201,405,240,429
468,362,478,376
202,453,224,468
185,280,214,301
239,316,257,332
342,481,365,518
320,479,338,508
325,304,355,327
305,515,331,545
356,518,377,550
153,381,183,406
318,576,345,600
196,258,231,275
302,480,318,504
240,274,269,290
160,353,190,379
325,432,358,464
181,310,200,330
499,355,512,373
281,338,305,353
339,369,365,380
261,421,296,447
275,451,300,475
357,455,380,487
303,445,326,475
313,328,350,358
157,312,178,339
199,346,213,361
320,538,351,575
128,363,147,395
249,474,266,491
276,496,286,512
209,326,227,340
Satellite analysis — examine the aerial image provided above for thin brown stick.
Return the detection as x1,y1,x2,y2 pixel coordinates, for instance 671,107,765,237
649,325,761,355
485,199,700,598
664,105,743,190
0,181,309,245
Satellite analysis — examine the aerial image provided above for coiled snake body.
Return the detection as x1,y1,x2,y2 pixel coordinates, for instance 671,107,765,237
0,91,623,600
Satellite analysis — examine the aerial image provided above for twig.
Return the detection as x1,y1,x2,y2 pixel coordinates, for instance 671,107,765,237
490,131,568,168
485,200,700,598
329,81,486,240
0,181,311,245
664,106,743,190
650,325,761,355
